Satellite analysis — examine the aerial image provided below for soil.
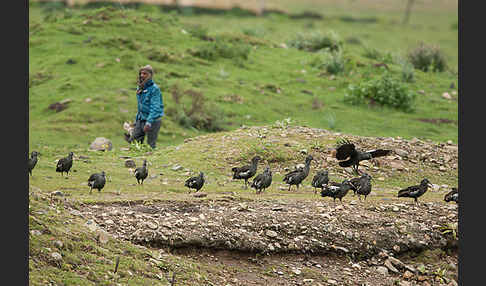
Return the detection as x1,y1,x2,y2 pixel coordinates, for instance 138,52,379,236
71,197,459,285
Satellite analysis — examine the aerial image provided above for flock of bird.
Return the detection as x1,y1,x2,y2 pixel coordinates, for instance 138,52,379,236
27,138,458,204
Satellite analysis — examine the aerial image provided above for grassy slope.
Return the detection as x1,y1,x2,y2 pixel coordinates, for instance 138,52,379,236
29,1,458,284
29,124,458,285
29,1,458,154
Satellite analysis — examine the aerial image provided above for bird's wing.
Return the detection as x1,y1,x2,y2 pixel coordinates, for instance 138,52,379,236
88,173,98,182
57,158,65,168
233,165,250,176
398,185,418,197
338,158,355,167
185,177,196,185
335,139,355,160
368,149,392,158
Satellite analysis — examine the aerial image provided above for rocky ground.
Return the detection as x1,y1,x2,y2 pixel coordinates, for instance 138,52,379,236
31,125,459,285
69,197,458,286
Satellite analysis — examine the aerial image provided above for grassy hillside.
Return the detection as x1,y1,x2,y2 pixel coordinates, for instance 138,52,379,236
29,1,458,153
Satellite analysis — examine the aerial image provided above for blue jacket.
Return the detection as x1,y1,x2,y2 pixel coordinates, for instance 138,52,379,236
135,79,164,126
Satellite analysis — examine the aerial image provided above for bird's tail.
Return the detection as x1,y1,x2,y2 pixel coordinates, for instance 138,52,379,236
397,189,410,197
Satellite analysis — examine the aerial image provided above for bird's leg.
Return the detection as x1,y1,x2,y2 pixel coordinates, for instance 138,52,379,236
288,185,291,192
89,187,93,194
244,179,248,189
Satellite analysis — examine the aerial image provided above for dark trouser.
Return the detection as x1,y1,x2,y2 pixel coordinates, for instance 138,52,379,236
129,119,162,148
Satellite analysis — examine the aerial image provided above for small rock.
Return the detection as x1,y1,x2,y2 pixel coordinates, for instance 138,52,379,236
395,149,408,157
53,240,64,249
327,279,337,285
417,275,427,281
171,165,183,171
279,43,288,49
403,270,413,279
146,222,158,230
398,281,411,286
125,159,136,168
50,252,62,261
376,266,389,275
292,269,301,275
266,230,278,238
442,92,452,100
70,209,82,216
89,137,113,151
30,230,42,236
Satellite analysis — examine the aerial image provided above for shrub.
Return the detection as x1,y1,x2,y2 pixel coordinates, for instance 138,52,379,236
287,31,342,52
362,46,382,60
344,72,416,112
166,86,226,131
191,40,251,62
407,42,447,72
310,50,347,75
400,59,415,83
186,24,210,40
242,27,265,38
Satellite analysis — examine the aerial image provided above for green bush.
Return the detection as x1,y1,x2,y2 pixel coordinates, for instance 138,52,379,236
191,40,251,62
344,73,416,112
400,60,415,83
166,86,226,132
186,24,210,40
310,50,347,75
287,31,342,52
362,46,382,60
407,42,447,72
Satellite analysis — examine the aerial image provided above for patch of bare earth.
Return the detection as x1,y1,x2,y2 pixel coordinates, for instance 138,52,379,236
72,198,458,285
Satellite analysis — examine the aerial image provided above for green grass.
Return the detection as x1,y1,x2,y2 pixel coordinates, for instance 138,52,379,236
29,1,458,284
29,1,458,153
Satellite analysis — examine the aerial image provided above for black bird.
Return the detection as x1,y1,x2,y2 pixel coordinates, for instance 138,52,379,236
251,166,272,194
320,180,354,203
88,171,106,194
185,172,205,193
28,151,39,176
444,187,458,203
397,178,432,205
349,173,373,201
311,170,329,194
56,152,74,176
335,138,392,175
134,159,149,185
283,155,313,191
232,156,261,189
